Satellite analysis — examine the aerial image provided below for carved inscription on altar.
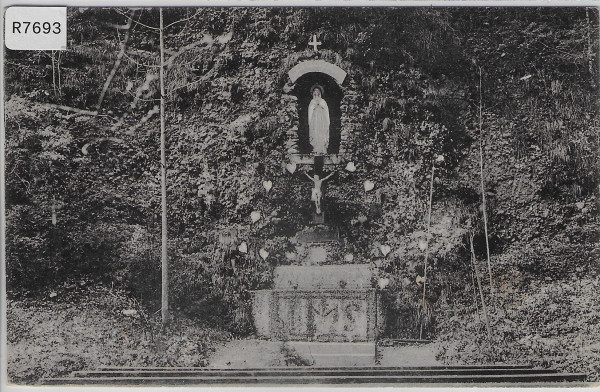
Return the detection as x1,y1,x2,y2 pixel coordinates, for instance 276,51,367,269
270,290,377,342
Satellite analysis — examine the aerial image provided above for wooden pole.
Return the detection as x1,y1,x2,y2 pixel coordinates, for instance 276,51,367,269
586,8,593,76
159,8,169,327
478,66,493,290
419,163,435,340
470,231,492,341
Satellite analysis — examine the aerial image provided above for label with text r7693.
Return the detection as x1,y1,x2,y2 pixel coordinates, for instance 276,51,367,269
5,7,67,50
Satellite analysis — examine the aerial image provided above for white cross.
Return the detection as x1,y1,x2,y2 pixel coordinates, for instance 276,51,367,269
309,35,322,52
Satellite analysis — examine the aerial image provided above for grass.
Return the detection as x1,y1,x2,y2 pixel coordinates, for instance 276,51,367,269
6,283,231,385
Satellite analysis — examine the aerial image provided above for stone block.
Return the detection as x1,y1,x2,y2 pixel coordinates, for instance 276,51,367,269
251,290,272,338
273,265,373,290
311,212,325,225
296,229,339,243
307,246,327,263
269,289,378,342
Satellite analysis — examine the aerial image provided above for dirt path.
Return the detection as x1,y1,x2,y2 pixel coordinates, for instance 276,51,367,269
208,339,287,367
378,343,441,366
208,339,442,368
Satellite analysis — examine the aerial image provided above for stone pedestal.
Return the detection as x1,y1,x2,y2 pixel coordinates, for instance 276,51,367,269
273,264,371,290
251,219,381,365
312,212,325,225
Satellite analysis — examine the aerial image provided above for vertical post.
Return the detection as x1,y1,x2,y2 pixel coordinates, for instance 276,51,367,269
470,232,492,341
419,163,435,340
159,8,169,327
478,66,493,291
51,51,57,97
586,8,593,76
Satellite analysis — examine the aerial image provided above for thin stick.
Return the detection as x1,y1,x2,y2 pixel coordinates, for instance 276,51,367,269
57,51,62,96
469,238,483,345
51,51,57,97
478,66,493,290
470,231,492,341
470,254,480,316
419,163,435,340
587,8,593,76
41,103,98,116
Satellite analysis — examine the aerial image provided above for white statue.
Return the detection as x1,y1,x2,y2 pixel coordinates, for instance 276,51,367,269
308,85,330,154
304,172,334,214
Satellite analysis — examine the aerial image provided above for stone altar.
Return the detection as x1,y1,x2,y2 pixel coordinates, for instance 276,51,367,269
251,225,382,365
253,265,377,342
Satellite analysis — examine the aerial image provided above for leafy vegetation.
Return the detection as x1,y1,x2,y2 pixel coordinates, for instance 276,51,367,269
5,7,599,382
7,283,231,384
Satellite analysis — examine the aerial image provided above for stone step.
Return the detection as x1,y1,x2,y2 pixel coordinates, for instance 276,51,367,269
71,368,563,378
93,364,539,371
42,372,588,385
380,338,433,345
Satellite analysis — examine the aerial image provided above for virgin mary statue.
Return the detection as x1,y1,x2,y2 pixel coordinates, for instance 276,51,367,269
308,85,330,154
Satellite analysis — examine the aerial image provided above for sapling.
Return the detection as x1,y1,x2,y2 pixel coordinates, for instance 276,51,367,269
478,65,493,290
159,8,169,327
470,230,492,342
419,154,443,339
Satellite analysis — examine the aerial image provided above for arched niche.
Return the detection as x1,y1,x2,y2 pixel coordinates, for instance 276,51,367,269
291,72,344,154
289,60,347,85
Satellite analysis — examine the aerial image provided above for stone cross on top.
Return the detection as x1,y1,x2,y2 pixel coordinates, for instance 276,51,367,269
309,35,322,51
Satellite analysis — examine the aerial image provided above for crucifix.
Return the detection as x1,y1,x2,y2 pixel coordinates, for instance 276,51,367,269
309,35,322,52
304,171,335,215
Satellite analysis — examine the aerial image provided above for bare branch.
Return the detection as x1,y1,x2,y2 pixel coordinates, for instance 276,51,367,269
96,10,135,111
114,8,160,31
164,9,202,30
165,37,213,69
41,103,98,116
122,50,160,69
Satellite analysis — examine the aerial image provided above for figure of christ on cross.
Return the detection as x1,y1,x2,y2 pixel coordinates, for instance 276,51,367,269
304,171,335,215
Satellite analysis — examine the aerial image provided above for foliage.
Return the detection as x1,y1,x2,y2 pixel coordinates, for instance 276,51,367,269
7,284,231,384
437,275,600,381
